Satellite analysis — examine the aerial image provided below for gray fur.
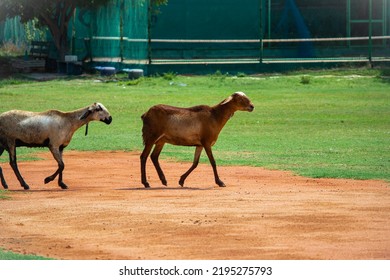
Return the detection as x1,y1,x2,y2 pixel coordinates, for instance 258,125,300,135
0,102,112,190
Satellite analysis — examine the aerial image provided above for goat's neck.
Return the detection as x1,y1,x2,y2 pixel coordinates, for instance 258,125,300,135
66,107,90,129
213,102,237,126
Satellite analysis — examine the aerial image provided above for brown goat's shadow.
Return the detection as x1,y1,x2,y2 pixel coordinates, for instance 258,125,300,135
116,186,214,191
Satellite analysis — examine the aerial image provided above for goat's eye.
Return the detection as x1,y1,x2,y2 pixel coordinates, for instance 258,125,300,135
96,106,102,112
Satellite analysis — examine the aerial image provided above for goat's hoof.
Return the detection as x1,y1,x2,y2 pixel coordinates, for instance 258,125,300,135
23,185,30,190
2,184,8,190
59,183,68,190
44,177,52,184
217,181,226,187
143,183,150,188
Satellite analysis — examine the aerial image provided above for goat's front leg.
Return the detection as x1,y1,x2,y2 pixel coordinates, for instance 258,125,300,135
0,148,9,189
45,146,67,189
179,146,203,187
8,146,30,189
204,145,226,187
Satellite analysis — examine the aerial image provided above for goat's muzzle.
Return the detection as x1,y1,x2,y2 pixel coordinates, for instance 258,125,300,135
101,116,113,124
247,104,255,112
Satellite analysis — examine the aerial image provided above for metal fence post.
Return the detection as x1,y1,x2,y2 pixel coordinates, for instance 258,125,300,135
368,0,372,65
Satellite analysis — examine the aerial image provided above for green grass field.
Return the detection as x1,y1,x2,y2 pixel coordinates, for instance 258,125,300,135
0,68,389,259
0,189,10,199
0,68,389,181
0,248,52,260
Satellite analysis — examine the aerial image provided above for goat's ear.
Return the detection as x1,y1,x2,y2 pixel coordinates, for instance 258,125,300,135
80,103,98,120
80,109,91,120
221,96,233,105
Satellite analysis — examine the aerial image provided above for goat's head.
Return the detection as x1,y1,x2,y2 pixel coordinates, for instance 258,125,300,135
222,92,254,112
80,102,112,124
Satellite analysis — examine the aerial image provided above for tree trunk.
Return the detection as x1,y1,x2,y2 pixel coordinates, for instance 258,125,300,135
40,2,75,61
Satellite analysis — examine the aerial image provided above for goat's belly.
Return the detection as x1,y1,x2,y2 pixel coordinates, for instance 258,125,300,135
162,124,203,146
164,135,202,146
15,138,50,148
168,139,201,146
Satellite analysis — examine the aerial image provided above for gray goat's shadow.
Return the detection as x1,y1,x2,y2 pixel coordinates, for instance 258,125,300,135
6,188,73,193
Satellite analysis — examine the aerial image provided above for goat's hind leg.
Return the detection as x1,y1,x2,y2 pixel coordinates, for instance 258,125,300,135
0,165,7,189
8,146,30,190
140,142,154,188
179,146,203,187
0,147,9,189
45,146,67,189
151,142,167,186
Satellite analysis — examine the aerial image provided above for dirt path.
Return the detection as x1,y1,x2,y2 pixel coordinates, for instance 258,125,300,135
0,151,389,260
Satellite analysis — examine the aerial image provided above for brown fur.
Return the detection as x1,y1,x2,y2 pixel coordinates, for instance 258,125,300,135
140,92,254,188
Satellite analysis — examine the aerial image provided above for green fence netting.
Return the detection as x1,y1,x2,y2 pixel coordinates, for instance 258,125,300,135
1,0,389,73
0,17,47,47
69,0,149,66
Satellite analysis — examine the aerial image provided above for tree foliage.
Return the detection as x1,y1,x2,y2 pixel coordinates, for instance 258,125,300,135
0,0,168,59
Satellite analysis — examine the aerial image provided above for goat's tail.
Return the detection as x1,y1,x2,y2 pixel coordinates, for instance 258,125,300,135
141,129,147,146
141,113,149,146
140,109,160,147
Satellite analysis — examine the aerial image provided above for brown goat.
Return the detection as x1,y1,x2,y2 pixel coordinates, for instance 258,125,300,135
140,92,254,188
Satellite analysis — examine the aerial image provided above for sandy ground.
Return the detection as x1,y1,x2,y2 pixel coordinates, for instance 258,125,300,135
0,151,389,260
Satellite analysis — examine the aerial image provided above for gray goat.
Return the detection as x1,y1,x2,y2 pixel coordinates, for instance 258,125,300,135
0,102,112,190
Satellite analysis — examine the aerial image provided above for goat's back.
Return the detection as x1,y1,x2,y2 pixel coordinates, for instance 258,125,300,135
0,110,35,135
142,104,212,122
0,110,69,146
